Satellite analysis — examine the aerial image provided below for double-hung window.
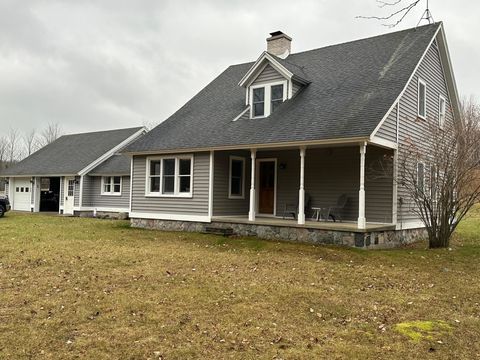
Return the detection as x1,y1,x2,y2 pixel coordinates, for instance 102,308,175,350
252,87,265,117
229,156,245,198
270,84,284,113
438,95,446,129
250,81,287,118
102,176,122,195
418,78,427,119
147,155,193,197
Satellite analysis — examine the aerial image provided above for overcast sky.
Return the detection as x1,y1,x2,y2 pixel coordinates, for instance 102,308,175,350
0,0,477,138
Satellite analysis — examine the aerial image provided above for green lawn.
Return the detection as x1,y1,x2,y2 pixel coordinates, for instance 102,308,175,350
0,211,479,359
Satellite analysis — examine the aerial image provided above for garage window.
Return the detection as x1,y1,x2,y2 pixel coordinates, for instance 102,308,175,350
101,176,122,195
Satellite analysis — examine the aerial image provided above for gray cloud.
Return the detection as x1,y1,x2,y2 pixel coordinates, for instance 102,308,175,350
0,0,476,137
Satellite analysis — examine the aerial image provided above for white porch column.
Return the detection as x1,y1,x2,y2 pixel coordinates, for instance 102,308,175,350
248,149,257,221
358,142,367,229
298,146,306,224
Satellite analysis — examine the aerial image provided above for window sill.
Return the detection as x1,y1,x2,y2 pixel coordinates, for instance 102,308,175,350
417,115,426,121
101,193,122,196
228,195,245,200
145,193,193,199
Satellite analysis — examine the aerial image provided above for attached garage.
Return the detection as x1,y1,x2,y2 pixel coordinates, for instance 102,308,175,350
12,178,32,212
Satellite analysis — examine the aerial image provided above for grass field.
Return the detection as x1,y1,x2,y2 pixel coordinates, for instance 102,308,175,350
0,210,479,359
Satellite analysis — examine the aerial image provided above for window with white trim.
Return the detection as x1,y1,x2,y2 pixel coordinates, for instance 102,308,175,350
270,84,284,113
252,87,265,117
417,162,425,193
146,155,193,197
250,81,287,118
229,156,245,198
102,176,122,195
418,78,427,119
438,95,446,129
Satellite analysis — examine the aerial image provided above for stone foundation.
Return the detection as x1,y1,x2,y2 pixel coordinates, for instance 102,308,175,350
74,210,129,220
130,218,427,249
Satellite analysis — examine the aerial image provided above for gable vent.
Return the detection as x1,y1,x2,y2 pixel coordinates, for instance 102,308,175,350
266,31,292,59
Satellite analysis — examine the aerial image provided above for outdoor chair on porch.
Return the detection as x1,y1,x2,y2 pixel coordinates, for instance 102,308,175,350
282,193,311,220
327,194,348,222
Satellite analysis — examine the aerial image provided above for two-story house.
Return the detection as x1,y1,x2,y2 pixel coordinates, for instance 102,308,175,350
124,22,460,248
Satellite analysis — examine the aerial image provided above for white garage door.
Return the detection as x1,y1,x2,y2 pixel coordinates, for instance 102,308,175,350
12,178,32,211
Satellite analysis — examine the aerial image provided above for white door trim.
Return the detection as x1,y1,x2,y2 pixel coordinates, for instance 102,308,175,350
64,176,75,215
255,158,277,217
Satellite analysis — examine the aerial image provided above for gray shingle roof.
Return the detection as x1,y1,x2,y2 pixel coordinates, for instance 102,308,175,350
1,127,142,176
88,154,131,176
126,23,440,153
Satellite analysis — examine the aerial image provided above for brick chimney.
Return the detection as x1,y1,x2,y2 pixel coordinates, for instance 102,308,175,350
266,31,292,59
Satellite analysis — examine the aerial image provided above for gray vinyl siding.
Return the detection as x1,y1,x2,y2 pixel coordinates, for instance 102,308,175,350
376,105,398,142
260,148,361,221
212,150,251,216
59,177,64,206
131,152,210,216
397,39,455,225
252,64,285,85
247,146,392,223
82,175,130,209
4,181,8,197
74,176,80,206
365,147,394,223
292,82,302,97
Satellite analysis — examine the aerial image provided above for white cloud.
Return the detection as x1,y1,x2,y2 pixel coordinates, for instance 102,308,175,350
0,0,476,137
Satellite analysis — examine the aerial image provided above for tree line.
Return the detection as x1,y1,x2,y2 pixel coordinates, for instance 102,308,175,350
0,123,62,169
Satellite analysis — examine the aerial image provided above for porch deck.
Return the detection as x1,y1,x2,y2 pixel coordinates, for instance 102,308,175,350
211,216,395,233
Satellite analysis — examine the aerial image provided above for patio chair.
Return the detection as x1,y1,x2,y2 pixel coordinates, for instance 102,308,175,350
282,193,311,220
327,194,348,222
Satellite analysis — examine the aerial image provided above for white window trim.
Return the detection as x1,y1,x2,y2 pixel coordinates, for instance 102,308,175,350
145,155,194,198
249,80,288,119
417,78,427,120
438,95,446,129
228,156,245,199
101,176,122,196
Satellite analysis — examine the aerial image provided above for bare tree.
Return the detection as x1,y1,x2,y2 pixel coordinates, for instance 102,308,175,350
23,129,38,156
0,136,7,169
398,99,480,248
6,128,22,164
357,0,433,28
39,122,62,147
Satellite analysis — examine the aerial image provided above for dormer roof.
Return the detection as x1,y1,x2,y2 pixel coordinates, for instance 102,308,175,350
238,51,310,88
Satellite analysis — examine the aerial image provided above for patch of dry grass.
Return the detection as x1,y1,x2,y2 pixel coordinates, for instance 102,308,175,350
0,211,479,359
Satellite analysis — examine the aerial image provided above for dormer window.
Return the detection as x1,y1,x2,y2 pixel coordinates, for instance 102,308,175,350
250,81,287,118
271,84,284,112
253,87,265,117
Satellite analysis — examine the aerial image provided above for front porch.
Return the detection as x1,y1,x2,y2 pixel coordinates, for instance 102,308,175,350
211,142,397,233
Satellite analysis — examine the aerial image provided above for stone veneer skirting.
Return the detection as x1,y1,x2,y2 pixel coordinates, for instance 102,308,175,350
130,218,427,249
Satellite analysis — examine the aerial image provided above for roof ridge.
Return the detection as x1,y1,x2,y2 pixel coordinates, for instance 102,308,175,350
60,126,143,138
228,22,441,69
289,22,441,57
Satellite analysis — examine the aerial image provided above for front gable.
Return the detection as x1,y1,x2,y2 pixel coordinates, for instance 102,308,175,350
371,23,460,144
